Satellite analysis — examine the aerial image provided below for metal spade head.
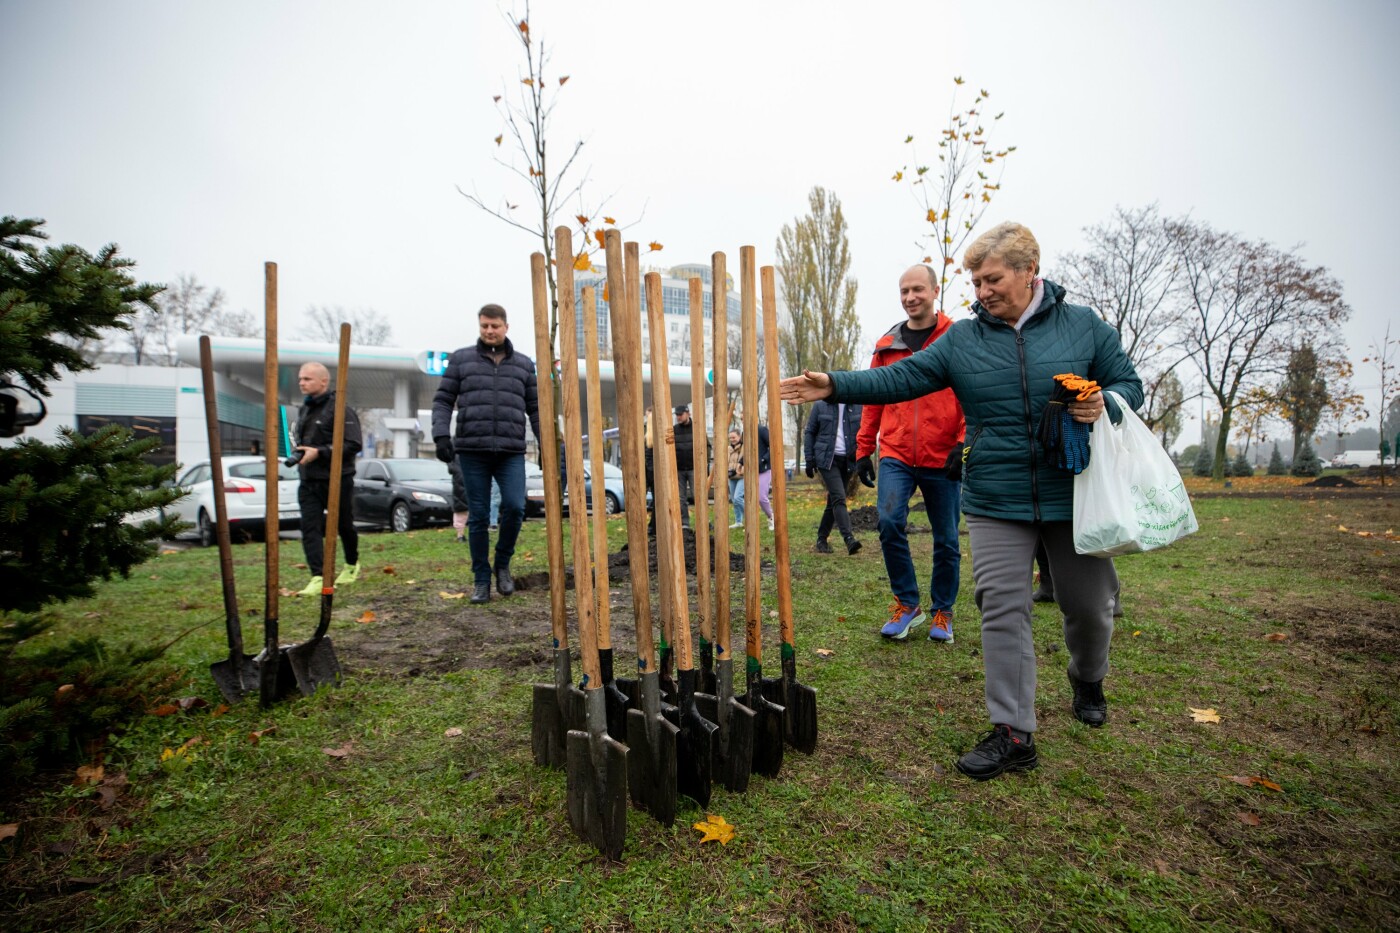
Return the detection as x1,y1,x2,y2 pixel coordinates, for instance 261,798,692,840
765,657,818,754
209,653,261,705
625,697,679,825
565,691,628,860
664,669,716,808
285,637,342,696
743,677,786,779
695,690,755,794
532,648,584,769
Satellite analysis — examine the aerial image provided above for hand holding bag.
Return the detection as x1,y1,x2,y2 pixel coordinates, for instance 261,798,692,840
1073,391,1199,557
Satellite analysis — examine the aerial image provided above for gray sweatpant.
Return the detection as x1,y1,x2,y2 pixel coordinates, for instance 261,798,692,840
966,515,1119,733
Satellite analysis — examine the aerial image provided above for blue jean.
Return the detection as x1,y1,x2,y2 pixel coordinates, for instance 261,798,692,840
876,457,961,611
730,477,744,523
459,451,525,584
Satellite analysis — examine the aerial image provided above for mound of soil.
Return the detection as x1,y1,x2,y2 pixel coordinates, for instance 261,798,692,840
1305,475,1360,488
848,504,931,533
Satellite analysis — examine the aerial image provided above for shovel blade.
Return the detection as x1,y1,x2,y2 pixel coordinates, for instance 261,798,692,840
603,682,630,743
696,692,753,793
625,706,678,826
743,686,786,779
665,701,717,809
763,674,819,754
285,637,342,696
565,729,628,860
532,684,567,769
209,653,260,705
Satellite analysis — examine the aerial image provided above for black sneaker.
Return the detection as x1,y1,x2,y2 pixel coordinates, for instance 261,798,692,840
495,568,515,597
846,538,863,555
1031,588,1056,603
814,540,833,554
955,725,1038,780
1069,673,1107,727
470,582,491,604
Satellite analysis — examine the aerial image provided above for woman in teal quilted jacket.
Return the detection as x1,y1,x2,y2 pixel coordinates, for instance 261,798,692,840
781,222,1143,781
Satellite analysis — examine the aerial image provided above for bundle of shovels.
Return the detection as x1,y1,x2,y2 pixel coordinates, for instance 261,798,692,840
205,262,344,706
529,231,820,859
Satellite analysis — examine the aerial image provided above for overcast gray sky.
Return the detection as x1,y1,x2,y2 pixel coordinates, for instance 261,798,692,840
3,0,1397,437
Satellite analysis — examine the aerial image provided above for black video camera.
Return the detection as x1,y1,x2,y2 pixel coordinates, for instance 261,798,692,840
283,449,305,468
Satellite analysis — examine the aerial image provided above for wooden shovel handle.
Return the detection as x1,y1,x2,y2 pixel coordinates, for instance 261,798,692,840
761,268,796,648
321,323,351,587
582,286,612,649
689,278,712,646
646,272,692,672
740,246,762,667
530,253,568,648
263,263,279,630
556,227,599,688
198,337,239,637
710,252,732,656
603,231,655,664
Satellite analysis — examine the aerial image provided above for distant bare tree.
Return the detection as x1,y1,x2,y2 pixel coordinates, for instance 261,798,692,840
299,306,393,346
1167,219,1349,480
125,274,254,365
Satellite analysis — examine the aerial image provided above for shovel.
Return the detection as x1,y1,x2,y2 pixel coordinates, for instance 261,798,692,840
284,323,349,695
201,336,260,703
687,259,756,793
558,227,628,858
736,246,785,778
759,267,818,753
700,249,729,699
581,284,630,741
647,270,718,809
599,232,679,825
529,251,584,768
259,262,296,706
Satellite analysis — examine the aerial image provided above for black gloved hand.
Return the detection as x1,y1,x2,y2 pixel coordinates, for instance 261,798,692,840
856,455,876,488
434,438,454,464
805,463,815,479
947,447,965,483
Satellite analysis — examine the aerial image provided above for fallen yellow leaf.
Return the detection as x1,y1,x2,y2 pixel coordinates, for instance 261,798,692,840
1338,524,1348,532
692,813,736,845
815,648,835,659
357,611,377,624
440,591,466,600
444,727,464,738
1189,707,1221,724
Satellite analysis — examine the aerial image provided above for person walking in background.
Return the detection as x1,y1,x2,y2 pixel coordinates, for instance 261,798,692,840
803,397,864,555
449,458,468,543
726,427,744,528
673,404,695,528
292,361,362,596
782,221,1143,781
855,264,966,644
431,303,541,604
752,423,775,531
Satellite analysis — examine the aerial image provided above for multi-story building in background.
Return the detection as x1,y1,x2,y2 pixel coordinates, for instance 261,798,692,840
573,262,748,368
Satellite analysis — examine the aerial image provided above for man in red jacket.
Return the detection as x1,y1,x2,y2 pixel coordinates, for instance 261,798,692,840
856,265,966,642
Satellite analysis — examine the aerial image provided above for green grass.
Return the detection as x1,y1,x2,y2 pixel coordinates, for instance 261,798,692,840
3,482,1397,931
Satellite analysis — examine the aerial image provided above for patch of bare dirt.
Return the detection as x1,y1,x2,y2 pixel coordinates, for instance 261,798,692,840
335,536,766,678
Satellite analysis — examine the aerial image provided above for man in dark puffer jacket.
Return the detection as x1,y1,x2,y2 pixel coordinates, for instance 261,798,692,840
431,304,541,603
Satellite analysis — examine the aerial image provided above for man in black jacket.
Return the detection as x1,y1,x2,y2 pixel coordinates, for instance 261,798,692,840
672,404,695,528
431,304,542,603
293,362,363,596
803,398,864,555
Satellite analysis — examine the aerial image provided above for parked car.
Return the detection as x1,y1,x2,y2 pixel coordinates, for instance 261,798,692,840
352,458,454,532
164,456,301,546
525,460,629,516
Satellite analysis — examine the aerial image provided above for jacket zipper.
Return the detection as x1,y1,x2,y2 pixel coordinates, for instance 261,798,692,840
1015,333,1040,521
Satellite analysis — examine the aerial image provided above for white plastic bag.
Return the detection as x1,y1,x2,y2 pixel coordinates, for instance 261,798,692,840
1073,391,1198,556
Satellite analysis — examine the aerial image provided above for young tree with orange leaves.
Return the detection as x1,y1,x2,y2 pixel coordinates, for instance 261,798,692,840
893,78,1014,315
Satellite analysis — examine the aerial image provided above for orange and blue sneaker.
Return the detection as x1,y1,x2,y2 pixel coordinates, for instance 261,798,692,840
928,609,954,643
880,601,925,640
